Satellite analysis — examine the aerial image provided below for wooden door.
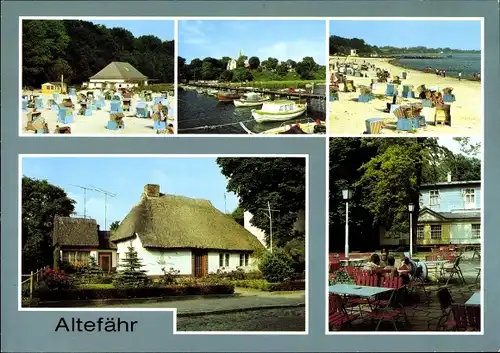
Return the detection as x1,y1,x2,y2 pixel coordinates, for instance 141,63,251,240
192,251,208,277
98,253,112,272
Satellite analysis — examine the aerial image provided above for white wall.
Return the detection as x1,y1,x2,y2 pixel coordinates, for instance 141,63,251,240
244,211,267,248
115,235,192,276
207,251,257,274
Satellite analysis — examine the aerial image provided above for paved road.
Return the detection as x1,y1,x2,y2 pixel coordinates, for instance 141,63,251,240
103,288,306,314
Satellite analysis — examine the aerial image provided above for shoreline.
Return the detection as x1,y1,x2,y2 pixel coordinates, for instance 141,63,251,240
388,59,481,82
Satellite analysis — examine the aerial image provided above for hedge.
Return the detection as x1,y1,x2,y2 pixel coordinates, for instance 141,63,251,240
36,283,234,302
231,279,305,292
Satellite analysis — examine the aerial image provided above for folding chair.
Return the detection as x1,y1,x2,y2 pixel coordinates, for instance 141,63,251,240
366,276,408,331
444,256,466,286
407,266,429,305
433,287,455,330
329,293,359,331
475,268,481,284
448,304,481,331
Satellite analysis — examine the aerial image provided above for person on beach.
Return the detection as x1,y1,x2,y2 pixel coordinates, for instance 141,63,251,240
436,69,439,76
443,70,446,78
458,72,462,81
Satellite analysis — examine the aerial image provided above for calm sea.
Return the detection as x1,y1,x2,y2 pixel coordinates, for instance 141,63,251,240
394,53,481,79
178,87,326,134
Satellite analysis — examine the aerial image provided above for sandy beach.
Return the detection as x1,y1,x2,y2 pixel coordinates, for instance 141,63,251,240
21,91,177,136
328,56,481,136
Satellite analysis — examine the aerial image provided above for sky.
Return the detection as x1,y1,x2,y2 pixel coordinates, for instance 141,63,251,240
330,20,481,50
22,157,238,230
438,136,482,156
179,20,326,65
90,20,174,41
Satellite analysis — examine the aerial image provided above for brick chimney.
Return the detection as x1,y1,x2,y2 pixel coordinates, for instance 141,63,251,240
144,184,160,197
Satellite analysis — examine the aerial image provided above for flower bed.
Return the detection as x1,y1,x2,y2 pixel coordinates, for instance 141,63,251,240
36,283,234,302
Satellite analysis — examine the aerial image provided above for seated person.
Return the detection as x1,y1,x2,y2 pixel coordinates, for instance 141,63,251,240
380,249,389,266
362,253,381,274
384,255,398,278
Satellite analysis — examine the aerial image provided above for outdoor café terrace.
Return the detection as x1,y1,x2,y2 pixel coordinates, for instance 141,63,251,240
328,247,481,331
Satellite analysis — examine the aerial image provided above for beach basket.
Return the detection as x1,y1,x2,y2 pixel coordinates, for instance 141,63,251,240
329,92,339,102
365,118,383,134
385,84,396,96
107,113,125,130
35,98,44,109
57,107,74,124
136,103,150,118
396,117,419,131
154,121,167,130
69,88,76,96
22,99,28,112
443,94,455,103
401,72,408,79
434,104,451,126
110,100,123,114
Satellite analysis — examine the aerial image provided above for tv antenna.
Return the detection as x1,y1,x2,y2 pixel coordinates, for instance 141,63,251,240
69,184,94,218
259,202,280,252
89,186,116,230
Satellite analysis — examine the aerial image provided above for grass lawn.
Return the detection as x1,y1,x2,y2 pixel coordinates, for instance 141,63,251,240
76,283,114,289
176,307,305,332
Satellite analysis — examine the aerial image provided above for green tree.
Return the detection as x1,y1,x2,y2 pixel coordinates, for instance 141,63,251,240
216,157,306,247
258,249,295,282
113,243,150,287
201,61,216,80
276,62,288,76
236,55,248,68
219,70,233,82
22,177,76,272
232,68,253,82
248,56,260,70
230,206,244,226
265,57,279,71
109,221,120,231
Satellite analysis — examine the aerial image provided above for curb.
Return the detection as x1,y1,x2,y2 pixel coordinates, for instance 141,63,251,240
176,303,306,317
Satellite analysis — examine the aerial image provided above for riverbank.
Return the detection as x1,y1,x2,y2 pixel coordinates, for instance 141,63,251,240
329,56,481,136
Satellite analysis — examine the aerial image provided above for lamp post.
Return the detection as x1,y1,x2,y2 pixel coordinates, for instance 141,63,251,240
408,203,415,258
342,188,353,259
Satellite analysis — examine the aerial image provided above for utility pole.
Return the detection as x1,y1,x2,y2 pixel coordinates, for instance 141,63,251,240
69,184,94,218
260,202,280,253
89,186,116,230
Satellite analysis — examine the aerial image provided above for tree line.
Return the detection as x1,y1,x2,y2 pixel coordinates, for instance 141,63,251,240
329,137,481,252
329,35,481,56
178,55,325,83
22,20,174,88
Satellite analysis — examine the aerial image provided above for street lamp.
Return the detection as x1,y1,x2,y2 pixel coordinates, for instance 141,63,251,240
342,188,353,259
408,203,415,258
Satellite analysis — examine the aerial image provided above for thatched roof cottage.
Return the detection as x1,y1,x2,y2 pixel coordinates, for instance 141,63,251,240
52,216,117,272
110,184,266,277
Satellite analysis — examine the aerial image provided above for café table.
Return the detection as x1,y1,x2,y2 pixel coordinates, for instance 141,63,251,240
465,291,480,306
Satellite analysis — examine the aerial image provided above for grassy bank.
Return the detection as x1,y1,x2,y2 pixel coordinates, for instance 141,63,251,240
176,307,305,331
222,80,325,90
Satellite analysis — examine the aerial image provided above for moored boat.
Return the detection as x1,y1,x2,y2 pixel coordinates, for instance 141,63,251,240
216,91,241,102
251,100,307,123
233,92,270,107
239,118,326,135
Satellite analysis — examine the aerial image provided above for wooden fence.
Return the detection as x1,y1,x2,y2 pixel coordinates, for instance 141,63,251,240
21,266,48,305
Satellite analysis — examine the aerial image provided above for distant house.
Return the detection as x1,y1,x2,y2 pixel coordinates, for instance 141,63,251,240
350,49,358,56
379,177,481,248
82,62,148,90
417,179,481,247
226,50,248,71
110,184,265,277
244,210,306,247
52,216,117,272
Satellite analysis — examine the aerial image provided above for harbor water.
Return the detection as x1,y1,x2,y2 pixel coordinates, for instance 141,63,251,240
392,53,481,79
178,86,326,134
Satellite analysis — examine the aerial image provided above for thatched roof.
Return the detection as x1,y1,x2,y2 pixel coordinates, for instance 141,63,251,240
110,190,265,252
53,216,99,247
89,62,148,81
99,230,117,249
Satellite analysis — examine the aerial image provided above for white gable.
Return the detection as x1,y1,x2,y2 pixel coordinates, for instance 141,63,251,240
419,211,443,222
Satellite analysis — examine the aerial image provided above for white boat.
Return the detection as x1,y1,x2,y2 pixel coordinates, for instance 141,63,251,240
207,89,218,96
251,100,307,123
233,93,270,107
239,118,326,135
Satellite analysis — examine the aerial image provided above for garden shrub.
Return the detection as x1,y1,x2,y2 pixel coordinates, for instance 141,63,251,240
113,244,151,288
231,279,271,291
258,249,295,283
36,283,235,302
160,267,180,285
41,268,71,290
329,270,353,285
267,280,306,292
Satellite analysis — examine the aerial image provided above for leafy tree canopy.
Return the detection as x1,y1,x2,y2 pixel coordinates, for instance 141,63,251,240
22,176,76,272
216,157,306,247
22,20,174,87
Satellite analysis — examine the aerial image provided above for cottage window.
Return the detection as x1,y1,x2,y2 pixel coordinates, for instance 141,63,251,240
417,225,425,239
219,253,230,268
463,188,475,208
62,251,91,265
471,224,481,238
429,190,440,206
239,254,249,267
430,225,442,240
